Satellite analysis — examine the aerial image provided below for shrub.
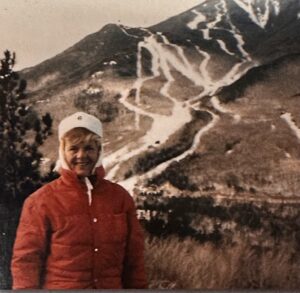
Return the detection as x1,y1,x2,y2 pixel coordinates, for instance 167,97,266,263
145,235,300,289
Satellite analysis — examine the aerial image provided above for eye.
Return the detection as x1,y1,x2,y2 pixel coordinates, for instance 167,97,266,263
68,146,78,152
85,145,96,151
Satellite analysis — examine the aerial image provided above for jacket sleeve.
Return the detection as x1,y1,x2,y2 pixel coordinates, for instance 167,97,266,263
11,195,50,289
122,195,148,289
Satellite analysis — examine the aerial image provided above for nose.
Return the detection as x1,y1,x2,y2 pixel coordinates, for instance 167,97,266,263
77,148,87,158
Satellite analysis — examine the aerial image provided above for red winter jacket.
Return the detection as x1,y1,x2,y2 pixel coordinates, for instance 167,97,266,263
11,166,147,289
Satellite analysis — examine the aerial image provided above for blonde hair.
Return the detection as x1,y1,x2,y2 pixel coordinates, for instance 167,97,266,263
61,127,101,150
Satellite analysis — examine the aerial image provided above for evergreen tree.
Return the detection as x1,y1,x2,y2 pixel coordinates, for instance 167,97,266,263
0,51,53,288
0,50,52,208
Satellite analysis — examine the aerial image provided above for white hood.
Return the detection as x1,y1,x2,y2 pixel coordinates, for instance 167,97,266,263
53,112,103,173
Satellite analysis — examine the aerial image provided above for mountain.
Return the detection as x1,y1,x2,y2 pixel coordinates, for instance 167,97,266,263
21,0,300,203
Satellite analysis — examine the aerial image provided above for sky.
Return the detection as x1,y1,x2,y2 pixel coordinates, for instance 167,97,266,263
0,0,201,70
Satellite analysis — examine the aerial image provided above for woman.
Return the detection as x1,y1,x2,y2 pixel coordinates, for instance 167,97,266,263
11,112,147,289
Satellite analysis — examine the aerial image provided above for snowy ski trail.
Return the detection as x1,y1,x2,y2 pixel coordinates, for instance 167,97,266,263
232,0,273,29
119,110,219,193
187,1,251,60
105,31,193,180
104,21,256,193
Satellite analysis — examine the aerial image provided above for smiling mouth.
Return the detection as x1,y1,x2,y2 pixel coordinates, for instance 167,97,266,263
75,162,91,166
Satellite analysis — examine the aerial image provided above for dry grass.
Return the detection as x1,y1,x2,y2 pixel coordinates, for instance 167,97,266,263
145,235,300,289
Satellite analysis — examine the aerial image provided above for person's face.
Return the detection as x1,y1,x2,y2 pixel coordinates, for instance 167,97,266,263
64,139,100,178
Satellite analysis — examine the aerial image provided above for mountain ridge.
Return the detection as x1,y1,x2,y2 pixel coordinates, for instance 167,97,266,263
20,0,300,202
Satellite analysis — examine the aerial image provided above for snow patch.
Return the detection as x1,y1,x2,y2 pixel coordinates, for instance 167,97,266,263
271,0,280,15
211,96,230,113
92,71,103,79
281,112,300,141
233,114,241,122
221,0,251,60
232,0,272,29
211,96,241,122
86,87,101,95
217,40,235,56
36,99,50,104
103,61,117,65
187,9,207,30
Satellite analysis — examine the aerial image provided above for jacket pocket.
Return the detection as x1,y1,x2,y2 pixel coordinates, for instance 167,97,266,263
100,213,128,243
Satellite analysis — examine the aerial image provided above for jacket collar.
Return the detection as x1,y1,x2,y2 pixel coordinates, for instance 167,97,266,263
59,165,106,188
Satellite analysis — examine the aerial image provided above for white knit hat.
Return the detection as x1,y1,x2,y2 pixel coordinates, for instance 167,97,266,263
58,112,103,139
54,112,103,172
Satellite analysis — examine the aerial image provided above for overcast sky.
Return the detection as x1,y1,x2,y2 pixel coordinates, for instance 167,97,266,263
0,0,201,70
